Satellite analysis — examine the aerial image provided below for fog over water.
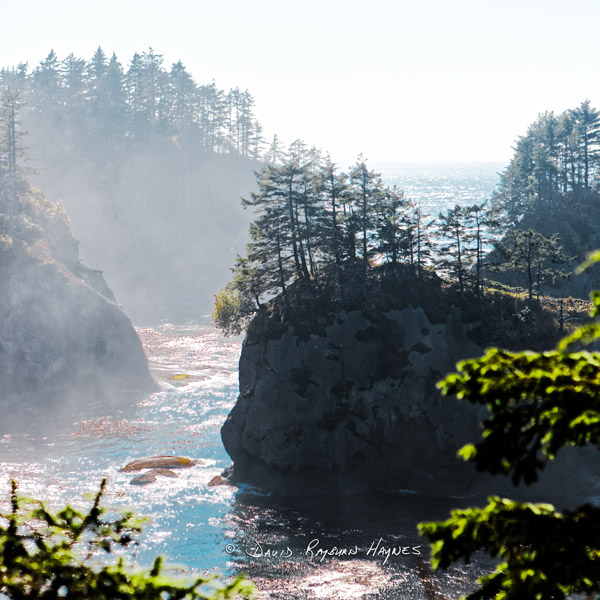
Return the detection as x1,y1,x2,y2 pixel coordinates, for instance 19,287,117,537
30,153,503,324
29,148,258,323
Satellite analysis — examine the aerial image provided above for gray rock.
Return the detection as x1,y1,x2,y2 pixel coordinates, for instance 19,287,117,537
0,185,155,412
222,306,487,495
222,304,600,499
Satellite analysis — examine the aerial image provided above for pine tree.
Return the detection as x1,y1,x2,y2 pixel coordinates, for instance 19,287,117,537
571,100,600,190
264,134,284,164
168,60,197,132
319,155,349,278
61,53,86,112
437,205,471,294
464,202,498,297
374,185,409,265
0,89,26,228
86,47,107,120
493,229,569,301
349,155,384,293
249,121,265,161
125,52,146,137
408,201,435,278
104,53,126,137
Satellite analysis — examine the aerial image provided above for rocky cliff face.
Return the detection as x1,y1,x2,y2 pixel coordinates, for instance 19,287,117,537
0,184,155,411
222,305,488,495
222,293,600,497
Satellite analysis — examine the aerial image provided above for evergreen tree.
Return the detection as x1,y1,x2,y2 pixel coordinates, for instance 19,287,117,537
264,134,284,164
319,155,349,277
249,120,265,160
141,47,165,124
494,228,569,301
349,155,384,292
86,46,108,119
104,53,126,136
168,60,196,131
408,201,435,278
374,185,409,265
464,202,498,297
61,53,86,111
0,88,26,227
240,163,299,300
571,99,600,190
30,50,62,121
126,52,147,136
282,139,313,283
437,205,471,294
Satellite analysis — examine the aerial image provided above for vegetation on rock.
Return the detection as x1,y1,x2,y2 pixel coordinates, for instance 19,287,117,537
213,100,600,338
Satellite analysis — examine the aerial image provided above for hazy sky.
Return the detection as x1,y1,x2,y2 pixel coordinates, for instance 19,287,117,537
2,0,599,163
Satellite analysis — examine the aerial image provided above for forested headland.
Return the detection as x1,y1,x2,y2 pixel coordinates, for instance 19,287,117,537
1,48,274,319
214,101,600,346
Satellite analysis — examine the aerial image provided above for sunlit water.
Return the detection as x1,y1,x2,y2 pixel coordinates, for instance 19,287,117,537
0,164,506,598
378,161,506,214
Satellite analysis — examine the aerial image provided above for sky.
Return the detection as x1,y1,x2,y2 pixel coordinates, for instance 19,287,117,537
2,0,599,164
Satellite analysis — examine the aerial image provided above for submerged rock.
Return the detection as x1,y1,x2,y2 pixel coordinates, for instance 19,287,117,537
120,455,198,472
129,467,180,485
130,472,158,485
207,475,231,487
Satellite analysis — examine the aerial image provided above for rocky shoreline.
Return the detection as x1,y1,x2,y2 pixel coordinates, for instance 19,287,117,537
0,185,155,411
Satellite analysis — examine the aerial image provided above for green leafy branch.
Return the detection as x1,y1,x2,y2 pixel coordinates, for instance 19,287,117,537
0,478,254,600
418,252,600,599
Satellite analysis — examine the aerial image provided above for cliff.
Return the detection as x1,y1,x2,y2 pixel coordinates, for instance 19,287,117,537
221,276,600,497
222,301,489,495
0,183,155,411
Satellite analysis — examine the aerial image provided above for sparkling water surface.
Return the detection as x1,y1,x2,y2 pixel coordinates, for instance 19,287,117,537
0,163,507,598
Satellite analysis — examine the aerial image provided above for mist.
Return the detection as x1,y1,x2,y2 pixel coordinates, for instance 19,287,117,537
2,48,261,324
30,139,257,324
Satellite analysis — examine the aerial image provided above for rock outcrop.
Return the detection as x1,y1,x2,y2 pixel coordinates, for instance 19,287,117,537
222,304,487,495
222,288,600,497
0,184,155,410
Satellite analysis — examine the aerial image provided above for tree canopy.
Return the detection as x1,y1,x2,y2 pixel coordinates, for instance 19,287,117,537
1,48,264,158
213,101,600,334
491,101,600,256
213,146,447,332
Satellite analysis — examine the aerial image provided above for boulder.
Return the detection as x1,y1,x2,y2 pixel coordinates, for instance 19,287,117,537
129,467,179,485
120,456,198,472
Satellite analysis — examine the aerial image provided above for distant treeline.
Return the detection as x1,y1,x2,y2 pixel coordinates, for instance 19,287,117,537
0,47,265,158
